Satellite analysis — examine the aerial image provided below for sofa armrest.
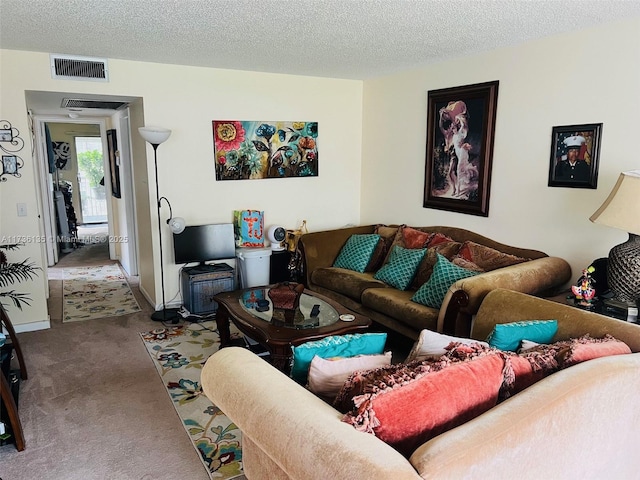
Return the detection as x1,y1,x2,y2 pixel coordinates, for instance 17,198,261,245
299,225,375,286
437,257,572,334
201,347,421,480
409,352,640,478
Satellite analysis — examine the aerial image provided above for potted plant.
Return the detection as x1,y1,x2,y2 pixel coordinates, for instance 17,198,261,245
0,244,40,309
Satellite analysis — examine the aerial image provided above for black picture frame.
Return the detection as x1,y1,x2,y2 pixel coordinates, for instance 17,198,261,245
0,129,12,142
548,123,602,189
107,129,121,198
423,80,499,217
2,155,18,174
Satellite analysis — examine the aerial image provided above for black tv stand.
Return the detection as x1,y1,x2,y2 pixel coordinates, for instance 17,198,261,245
186,262,233,275
180,263,235,315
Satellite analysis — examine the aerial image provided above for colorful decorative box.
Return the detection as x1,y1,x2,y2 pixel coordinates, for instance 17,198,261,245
234,210,265,247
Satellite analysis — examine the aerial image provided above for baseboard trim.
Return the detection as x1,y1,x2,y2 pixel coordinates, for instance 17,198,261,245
138,284,181,311
10,316,51,333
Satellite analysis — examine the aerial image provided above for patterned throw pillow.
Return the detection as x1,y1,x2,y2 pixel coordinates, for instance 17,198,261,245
557,334,631,368
333,234,381,273
411,242,463,289
307,352,393,401
451,256,484,272
384,227,451,259
365,225,398,272
401,226,433,249
374,245,426,290
426,232,455,247
486,320,558,352
340,353,505,457
290,332,388,384
411,254,479,308
404,329,490,362
455,240,528,271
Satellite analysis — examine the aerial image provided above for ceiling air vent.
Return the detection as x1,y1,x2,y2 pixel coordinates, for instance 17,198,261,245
50,54,109,82
61,98,128,110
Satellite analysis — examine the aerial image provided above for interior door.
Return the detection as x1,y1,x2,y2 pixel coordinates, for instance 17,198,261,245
115,110,138,276
34,119,58,267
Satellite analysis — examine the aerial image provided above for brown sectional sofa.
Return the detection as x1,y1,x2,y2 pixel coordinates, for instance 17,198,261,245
201,289,640,479
299,225,572,338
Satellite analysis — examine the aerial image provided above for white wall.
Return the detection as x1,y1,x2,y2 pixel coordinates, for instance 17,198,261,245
360,18,640,282
0,49,363,327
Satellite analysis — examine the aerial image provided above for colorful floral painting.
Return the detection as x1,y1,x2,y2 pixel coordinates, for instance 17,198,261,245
212,120,318,180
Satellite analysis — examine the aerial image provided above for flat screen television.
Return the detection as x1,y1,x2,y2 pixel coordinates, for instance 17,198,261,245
173,223,236,265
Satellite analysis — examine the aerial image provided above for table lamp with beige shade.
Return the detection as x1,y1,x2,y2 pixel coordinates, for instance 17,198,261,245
589,170,640,305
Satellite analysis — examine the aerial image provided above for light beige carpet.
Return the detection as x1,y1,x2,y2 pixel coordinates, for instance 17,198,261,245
0,255,214,479
62,264,141,322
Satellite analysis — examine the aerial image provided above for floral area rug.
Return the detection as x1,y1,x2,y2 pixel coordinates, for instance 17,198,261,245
62,264,141,322
140,321,245,479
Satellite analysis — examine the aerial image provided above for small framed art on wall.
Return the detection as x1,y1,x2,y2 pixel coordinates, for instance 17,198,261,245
548,123,602,189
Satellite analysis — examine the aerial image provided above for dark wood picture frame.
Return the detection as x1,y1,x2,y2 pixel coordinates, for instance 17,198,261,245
548,123,602,189
423,80,499,217
106,129,121,198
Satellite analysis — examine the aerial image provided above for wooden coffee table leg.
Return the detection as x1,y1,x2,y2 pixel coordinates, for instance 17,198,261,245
215,306,231,347
270,345,292,373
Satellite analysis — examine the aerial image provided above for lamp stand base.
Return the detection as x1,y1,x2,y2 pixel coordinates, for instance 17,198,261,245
607,233,640,305
151,308,181,323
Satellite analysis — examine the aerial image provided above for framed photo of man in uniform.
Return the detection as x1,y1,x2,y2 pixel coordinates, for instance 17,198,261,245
548,123,602,189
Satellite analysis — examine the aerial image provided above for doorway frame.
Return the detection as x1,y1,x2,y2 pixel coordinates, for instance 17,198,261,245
33,116,119,267
73,133,110,226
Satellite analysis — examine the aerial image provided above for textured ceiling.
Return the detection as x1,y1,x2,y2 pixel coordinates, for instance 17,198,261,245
2,0,639,80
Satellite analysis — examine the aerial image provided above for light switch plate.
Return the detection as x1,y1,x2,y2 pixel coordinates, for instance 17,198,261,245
17,203,27,217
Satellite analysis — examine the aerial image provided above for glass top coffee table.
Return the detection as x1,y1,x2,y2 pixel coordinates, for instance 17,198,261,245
214,286,371,372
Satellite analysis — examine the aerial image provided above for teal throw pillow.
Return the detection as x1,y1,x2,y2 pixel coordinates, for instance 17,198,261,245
487,320,558,352
333,234,381,273
374,246,426,290
290,332,387,384
411,253,479,308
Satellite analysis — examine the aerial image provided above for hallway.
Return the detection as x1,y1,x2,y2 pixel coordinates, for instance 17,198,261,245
47,223,135,320
53,223,112,270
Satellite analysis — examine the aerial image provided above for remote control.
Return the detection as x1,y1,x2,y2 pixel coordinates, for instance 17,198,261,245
310,304,320,317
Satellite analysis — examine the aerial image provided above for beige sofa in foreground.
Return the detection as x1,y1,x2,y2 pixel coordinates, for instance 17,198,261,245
201,289,640,479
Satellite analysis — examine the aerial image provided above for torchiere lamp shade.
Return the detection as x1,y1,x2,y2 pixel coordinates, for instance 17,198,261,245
139,126,171,145
590,170,640,304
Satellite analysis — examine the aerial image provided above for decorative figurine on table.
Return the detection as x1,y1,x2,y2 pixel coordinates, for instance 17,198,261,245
571,265,597,307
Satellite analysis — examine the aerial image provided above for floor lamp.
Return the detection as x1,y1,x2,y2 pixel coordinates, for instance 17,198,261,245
139,126,184,322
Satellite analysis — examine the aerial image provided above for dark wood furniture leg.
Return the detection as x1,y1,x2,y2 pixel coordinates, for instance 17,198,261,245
269,345,292,373
215,306,231,348
0,370,24,451
0,306,27,380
